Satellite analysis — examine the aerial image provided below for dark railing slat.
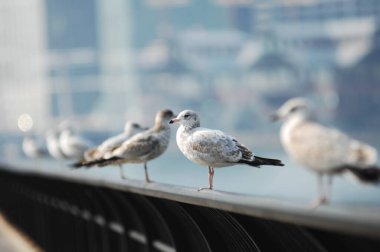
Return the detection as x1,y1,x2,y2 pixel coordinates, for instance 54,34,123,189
0,164,379,252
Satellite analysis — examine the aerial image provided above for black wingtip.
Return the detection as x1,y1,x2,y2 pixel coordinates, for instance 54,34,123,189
239,156,285,168
69,159,106,168
255,156,284,166
345,165,380,184
75,156,125,168
69,161,85,169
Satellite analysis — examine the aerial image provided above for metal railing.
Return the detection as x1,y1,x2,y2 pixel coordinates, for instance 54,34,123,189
0,163,379,252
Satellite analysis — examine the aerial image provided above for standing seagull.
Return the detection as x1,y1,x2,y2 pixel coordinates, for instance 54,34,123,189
22,134,48,159
77,109,175,182
72,121,147,178
169,110,284,191
272,97,380,207
59,123,93,161
46,129,67,160
83,121,148,162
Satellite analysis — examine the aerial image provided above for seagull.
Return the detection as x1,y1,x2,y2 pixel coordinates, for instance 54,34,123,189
272,97,380,207
76,109,175,182
83,121,148,161
169,110,284,191
22,134,48,159
59,123,93,161
72,121,148,177
46,129,67,160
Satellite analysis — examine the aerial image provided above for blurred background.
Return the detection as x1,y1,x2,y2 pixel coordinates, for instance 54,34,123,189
0,0,379,204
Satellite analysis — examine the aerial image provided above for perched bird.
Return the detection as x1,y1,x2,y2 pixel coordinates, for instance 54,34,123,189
83,121,148,162
22,134,48,159
272,97,380,207
72,121,148,177
76,109,175,182
59,123,93,160
169,110,284,191
46,129,67,160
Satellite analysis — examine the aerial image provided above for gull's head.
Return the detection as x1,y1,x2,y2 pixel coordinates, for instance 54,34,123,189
155,109,175,125
271,97,311,122
169,110,200,129
124,121,148,134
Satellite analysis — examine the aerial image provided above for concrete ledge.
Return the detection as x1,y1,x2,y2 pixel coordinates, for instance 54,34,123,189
1,162,380,240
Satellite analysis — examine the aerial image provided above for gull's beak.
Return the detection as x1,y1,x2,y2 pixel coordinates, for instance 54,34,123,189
169,117,179,124
270,113,280,122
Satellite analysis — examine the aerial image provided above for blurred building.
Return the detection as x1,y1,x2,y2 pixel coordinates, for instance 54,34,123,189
45,0,101,122
0,0,48,133
243,0,380,120
1,0,380,135
335,29,380,131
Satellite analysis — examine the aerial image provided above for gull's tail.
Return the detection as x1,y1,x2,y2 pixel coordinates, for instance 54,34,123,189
70,160,85,168
239,156,284,168
344,165,380,184
70,156,123,168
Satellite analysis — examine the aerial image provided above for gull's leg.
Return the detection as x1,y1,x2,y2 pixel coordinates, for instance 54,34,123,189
198,166,214,191
119,165,127,180
144,162,151,183
209,166,214,189
325,175,333,204
309,173,327,209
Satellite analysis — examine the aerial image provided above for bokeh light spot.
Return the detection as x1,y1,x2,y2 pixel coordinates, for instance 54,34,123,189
17,114,33,132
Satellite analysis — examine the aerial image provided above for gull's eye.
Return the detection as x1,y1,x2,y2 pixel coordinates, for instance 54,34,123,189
290,107,298,113
184,114,190,119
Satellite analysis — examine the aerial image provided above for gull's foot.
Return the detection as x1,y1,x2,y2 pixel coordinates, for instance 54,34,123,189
309,196,328,209
121,175,128,180
197,186,212,191
145,178,154,183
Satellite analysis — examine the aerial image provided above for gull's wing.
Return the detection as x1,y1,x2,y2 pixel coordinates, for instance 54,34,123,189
286,121,377,170
98,133,128,152
112,132,160,160
188,128,247,164
67,135,91,152
98,127,148,155
23,137,47,158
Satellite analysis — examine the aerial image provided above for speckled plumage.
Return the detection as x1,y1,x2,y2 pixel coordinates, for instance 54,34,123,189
176,126,252,168
171,110,283,190
84,121,147,161
75,109,175,182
